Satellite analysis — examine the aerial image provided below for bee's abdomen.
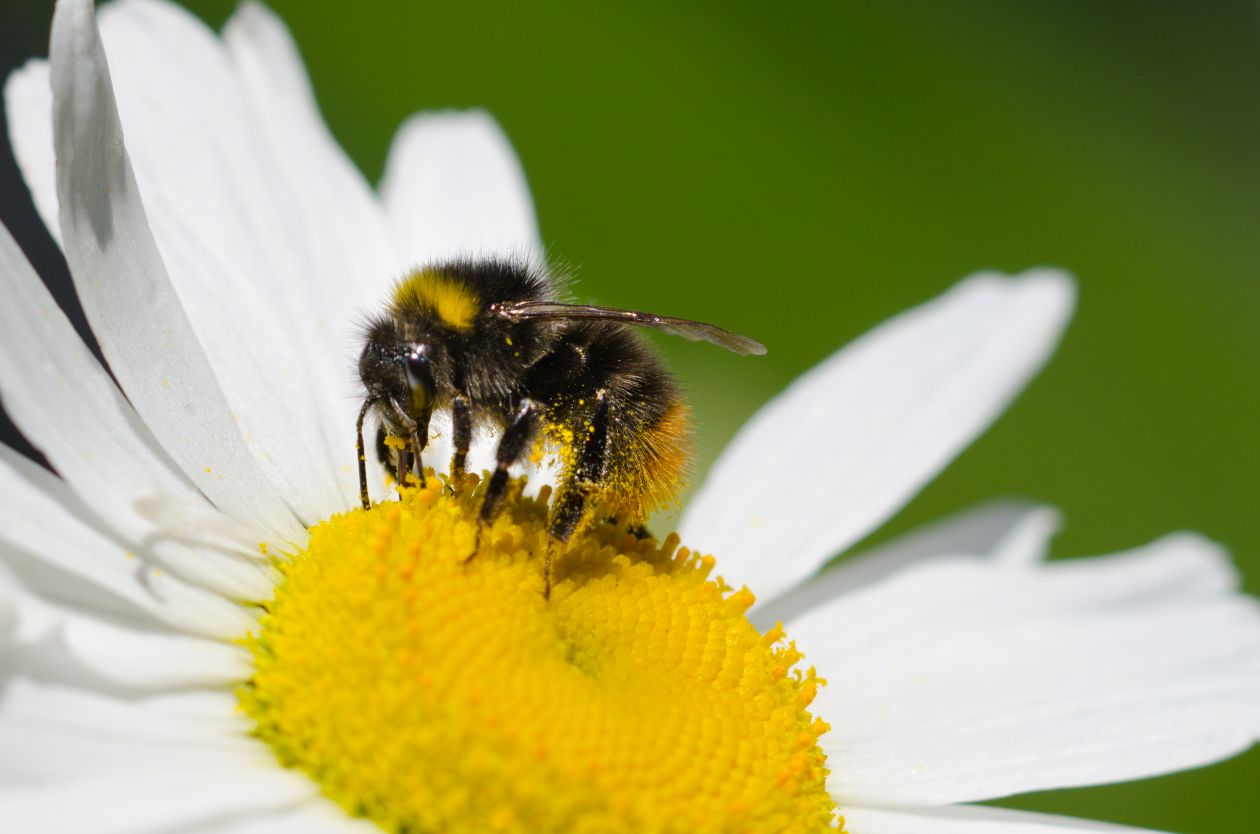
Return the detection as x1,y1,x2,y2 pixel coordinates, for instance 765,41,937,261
605,398,691,522
531,321,692,525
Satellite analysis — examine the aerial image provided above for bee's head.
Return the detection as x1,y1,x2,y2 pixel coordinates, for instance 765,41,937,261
359,318,438,421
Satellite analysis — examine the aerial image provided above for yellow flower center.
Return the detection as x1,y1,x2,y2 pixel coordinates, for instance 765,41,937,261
240,478,837,833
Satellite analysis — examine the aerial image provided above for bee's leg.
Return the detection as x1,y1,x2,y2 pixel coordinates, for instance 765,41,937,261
356,400,372,510
450,394,472,485
387,398,429,489
410,411,431,487
600,515,652,539
545,396,612,599
376,425,411,493
396,448,413,490
470,399,540,560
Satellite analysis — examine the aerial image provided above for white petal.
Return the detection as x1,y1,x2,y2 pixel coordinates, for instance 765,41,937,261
753,501,1060,629
143,689,244,721
842,804,1167,834
0,221,276,598
0,446,255,639
0,217,190,501
49,0,305,543
680,270,1075,608
380,109,544,268
796,534,1260,805
0,561,250,691
89,0,364,523
220,3,400,300
424,409,562,496
3,61,59,244
0,679,265,783
0,766,314,834
222,1,403,506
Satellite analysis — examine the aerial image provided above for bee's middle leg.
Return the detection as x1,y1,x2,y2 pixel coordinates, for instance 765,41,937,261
450,393,472,486
469,399,540,560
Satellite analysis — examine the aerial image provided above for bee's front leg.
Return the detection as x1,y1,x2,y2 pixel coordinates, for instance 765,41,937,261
387,398,429,489
356,399,373,510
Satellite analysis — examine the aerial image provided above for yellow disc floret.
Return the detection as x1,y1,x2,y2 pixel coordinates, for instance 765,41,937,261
240,478,837,834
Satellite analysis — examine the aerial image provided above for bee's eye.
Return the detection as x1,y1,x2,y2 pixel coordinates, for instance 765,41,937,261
405,346,436,409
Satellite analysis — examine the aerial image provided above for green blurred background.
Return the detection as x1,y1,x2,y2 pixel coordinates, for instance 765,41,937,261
2,0,1257,831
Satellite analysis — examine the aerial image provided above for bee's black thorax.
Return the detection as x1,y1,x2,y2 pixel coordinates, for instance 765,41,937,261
393,260,556,419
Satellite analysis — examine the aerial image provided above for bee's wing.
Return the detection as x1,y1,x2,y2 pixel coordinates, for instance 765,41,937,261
496,301,767,356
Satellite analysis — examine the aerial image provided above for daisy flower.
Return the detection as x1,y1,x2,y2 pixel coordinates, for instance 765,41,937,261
2,1,1258,832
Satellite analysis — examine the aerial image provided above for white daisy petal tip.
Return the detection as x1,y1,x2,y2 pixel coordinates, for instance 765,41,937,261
976,265,1077,305
682,265,1079,609
380,107,544,269
225,0,274,28
1137,529,1240,591
947,265,1078,365
221,1,318,90
1010,265,1077,333
4,59,59,242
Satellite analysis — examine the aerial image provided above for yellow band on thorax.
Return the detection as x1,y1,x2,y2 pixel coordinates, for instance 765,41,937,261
393,269,479,330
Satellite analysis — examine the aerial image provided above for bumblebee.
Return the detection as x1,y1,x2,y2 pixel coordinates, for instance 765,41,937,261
357,259,764,595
